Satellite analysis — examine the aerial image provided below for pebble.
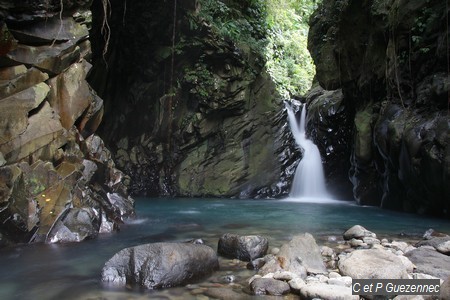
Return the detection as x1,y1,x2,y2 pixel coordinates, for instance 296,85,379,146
328,271,341,278
321,246,334,257
270,247,280,255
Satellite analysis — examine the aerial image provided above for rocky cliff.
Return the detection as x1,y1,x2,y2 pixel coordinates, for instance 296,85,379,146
0,0,134,246
88,0,298,198
307,0,449,216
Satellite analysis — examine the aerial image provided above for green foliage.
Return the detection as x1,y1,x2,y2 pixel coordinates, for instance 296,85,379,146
183,63,216,100
186,0,319,99
195,0,268,56
265,0,318,98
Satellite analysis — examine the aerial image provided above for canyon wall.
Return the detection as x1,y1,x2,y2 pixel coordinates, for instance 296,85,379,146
0,0,134,246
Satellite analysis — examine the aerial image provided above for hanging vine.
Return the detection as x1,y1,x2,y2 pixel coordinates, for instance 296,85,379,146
100,0,112,64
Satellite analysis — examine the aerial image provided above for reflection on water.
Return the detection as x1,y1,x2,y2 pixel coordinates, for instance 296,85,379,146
1,198,450,299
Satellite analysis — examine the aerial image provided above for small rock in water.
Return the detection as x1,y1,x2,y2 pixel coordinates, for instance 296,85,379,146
270,247,280,255
416,236,450,255
250,278,290,296
222,275,236,283
218,233,268,261
321,246,334,257
328,271,341,279
423,228,448,240
247,257,266,270
343,225,376,240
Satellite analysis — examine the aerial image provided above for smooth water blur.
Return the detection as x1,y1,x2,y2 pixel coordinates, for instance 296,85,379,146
1,198,450,299
285,103,328,199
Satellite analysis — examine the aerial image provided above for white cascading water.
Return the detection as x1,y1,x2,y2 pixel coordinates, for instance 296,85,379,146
286,102,329,200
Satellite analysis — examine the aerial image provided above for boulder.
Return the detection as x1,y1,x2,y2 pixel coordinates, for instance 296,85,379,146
277,233,327,275
0,67,49,99
0,82,50,145
299,283,359,300
338,248,409,279
343,225,376,240
0,101,66,163
218,233,268,261
46,207,99,243
102,242,219,289
415,236,450,255
47,61,92,130
250,278,290,296
405,247,450,280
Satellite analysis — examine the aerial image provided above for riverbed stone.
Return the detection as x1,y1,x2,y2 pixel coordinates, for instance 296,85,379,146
204,287,243,300
343,225,376,240
218,233,268,261
415,236,450,255
327,276,352,287
441,276,450,300
338,248,409,279
250,278,290,296
277,233,328,275
405,247,450,280
299,282,359,300
102,242,219,289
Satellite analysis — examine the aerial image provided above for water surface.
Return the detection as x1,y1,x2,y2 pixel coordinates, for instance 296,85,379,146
1,198,449,299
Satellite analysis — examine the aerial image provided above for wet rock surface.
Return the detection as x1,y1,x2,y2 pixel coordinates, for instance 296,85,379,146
101,242,219,289
88,0,298,199
307,0,450,216
0,1,134,245
218,233,269,262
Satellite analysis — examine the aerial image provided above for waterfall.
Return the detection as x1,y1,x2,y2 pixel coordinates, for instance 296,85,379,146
285,102,330,200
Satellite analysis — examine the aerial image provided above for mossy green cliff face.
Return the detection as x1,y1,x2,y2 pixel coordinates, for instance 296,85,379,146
307,0,449,216
89,0,295,198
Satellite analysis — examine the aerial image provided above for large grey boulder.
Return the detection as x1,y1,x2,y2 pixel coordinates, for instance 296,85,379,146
218,233,268,261
102,242,219,289
405,247,450,280
338,247,409,279
276,233,327,276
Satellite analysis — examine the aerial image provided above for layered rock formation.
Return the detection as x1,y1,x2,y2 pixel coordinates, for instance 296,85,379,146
88,0,298,198
0,0,134,245
307,0,449,216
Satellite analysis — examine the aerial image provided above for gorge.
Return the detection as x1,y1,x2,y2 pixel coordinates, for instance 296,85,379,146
0,0,448,247
1,0,450,298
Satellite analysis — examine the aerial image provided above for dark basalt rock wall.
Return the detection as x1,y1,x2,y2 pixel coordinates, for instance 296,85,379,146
88,0,298,198
307,0,449,216
0,0,134,245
